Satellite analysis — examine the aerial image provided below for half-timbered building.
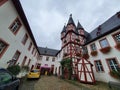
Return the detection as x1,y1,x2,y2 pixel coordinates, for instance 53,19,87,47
57,12,120,83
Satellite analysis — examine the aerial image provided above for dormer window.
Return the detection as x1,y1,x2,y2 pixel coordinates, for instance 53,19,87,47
96,25,101,36
116,11,120,18
79,30,84,35
67,24,75,31
64,40,67,43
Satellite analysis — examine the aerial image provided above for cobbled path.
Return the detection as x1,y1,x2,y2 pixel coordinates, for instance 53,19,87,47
34,76,82,90
19,76,109,90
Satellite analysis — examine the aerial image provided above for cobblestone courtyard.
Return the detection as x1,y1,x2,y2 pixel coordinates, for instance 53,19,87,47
19,76,109,90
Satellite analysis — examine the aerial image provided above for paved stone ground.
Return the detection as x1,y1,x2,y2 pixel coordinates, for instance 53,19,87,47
34,76,89,90
19,76,109,90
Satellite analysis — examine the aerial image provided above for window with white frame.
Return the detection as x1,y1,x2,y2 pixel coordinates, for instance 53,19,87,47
9,18,21,34
21,56,27,67
22,34,28,45
90,43,97,51
0,40,8,58
8,50,21,66
39,56,43,60
113,32,120,43
94,60,104,72
46,57,49,61
107,58,119,72
52,57,55,62
82,46,88,54
27,59,31,66
99,38,109,48
28,42,32,51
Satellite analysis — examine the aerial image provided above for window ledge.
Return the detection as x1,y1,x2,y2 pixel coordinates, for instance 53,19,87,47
96,71,105,73
115,43,120,51
100,46,111,54
82,53,89,59
90,50,98,56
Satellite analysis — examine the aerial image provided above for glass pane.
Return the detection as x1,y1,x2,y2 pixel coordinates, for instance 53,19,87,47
100,39,109,48
112,59,117,64
0,41,6,54
108,60,113,65
108,59,119,71
91,44,96,51
114,33,120,42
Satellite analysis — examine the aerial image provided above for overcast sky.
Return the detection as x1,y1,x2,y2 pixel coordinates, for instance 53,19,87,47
20,0,120,50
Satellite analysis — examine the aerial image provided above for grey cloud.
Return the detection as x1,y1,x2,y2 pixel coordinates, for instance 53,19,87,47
20,0,120,50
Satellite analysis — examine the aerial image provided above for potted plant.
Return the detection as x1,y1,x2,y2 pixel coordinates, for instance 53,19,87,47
109,70,120,80
100,46,111,54
90,50,98,56
115,43,120,51
7,65,21,76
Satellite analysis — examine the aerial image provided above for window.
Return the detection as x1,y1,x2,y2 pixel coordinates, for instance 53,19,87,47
8,50,21,66
79,30,84,35
40,56,42,60
21,56,27,67
34,50,36,56
9,18,21,35
52,57,55,62
27,59,31,66
94,60,104,72
37,53,40,60
21,34,28,45
45,64,48,66
0,0,8,6
99,38,109,48
0,39,9,58
82,46,88,54
90,43,97,51
28,42,32,51
46,57,49,61
106,58,119,72
113,32,120,43
32,47,35,54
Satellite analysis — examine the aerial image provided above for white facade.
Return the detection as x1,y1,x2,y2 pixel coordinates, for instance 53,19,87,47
37,54,61,74
87,29,120,82
0,0,40,69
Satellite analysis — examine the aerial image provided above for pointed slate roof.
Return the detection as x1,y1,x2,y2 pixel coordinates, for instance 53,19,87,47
67,14,75,26
77,21,84,29
76,21,89,38
61,25,66,33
